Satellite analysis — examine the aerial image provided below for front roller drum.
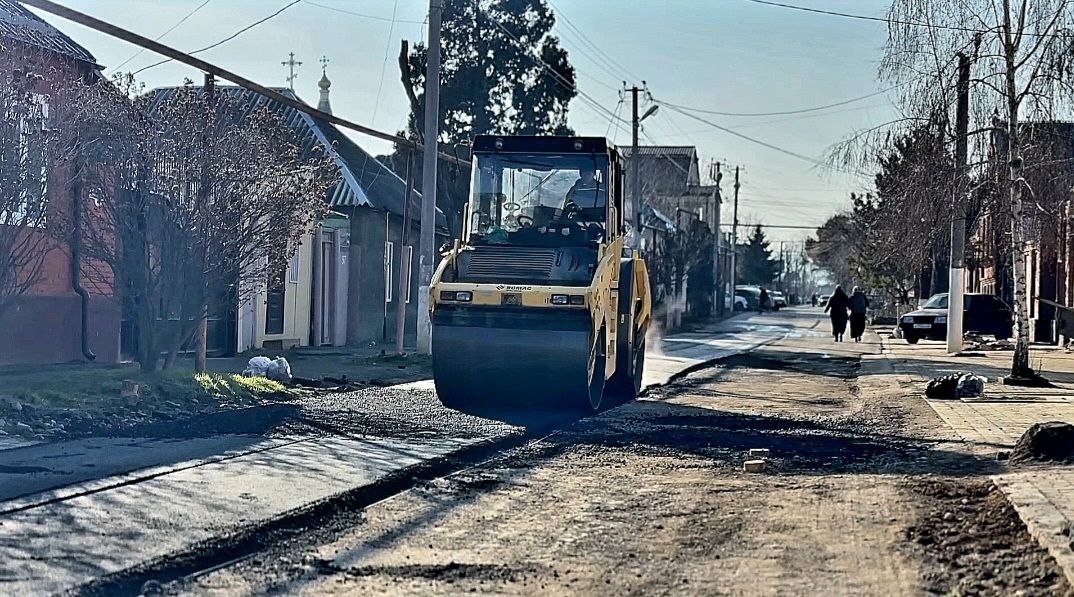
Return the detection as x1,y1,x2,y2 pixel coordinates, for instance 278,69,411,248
432,309,605,412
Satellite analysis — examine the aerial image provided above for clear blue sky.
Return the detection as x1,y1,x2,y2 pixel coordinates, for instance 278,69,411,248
36,0,896,243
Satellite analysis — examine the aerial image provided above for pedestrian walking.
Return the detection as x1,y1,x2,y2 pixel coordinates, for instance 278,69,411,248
824,286,850,342
758,288,769,313
849,286,870,342
810,293,818,307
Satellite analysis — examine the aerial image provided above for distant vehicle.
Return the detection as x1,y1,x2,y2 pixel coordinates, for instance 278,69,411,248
898,292,1013,344
735,285,773,310
725,292,748,311
818,294,830,305
770,291,788,310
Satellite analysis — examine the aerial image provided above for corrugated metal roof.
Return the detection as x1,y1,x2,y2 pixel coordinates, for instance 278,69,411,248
621,146,696,158
147,86,444,228
0,0,99,66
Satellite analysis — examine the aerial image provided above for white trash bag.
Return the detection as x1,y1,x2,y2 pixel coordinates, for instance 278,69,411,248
265,357,292,383
243,356,273,377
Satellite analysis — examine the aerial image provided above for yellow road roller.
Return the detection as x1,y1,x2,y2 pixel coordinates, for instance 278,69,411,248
430,135,651,411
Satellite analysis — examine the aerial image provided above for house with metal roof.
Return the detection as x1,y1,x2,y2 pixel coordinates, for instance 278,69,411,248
147,79,445,353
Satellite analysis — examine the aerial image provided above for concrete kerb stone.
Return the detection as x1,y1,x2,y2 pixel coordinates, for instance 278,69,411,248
994,473,1074,588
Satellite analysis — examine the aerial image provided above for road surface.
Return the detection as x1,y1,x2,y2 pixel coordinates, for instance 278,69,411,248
0,311,798,596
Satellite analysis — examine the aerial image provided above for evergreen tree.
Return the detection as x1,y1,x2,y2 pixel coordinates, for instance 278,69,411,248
738,225,780,286
389,0,577,234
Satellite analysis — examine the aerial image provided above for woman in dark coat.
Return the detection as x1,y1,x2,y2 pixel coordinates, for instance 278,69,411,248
824,285,851,342
849,286,870,342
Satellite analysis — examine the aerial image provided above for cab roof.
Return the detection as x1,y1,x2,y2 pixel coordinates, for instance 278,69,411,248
472,135,619,157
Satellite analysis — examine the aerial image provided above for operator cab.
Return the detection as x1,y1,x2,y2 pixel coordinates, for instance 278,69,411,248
466,136,625,249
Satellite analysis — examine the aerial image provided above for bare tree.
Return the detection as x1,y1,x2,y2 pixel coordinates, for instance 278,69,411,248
0,47,56,319
871,0,1074,378
54,77,336,372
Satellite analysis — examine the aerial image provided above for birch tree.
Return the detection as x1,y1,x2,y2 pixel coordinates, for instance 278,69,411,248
880,0,1074,378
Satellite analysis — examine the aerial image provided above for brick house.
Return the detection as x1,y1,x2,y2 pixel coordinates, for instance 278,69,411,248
0,0,120,364
968,122,1074,343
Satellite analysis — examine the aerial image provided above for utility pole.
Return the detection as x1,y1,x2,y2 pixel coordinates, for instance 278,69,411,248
730,167,740,299
778,241,785,291
712,162,723,316
416,0,442,354
195,72,215,373
947,52,971,354
282,52,302,91
396,152,414,355
630,85,641,232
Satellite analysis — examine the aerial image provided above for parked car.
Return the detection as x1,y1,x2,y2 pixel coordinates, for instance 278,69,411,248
818,294,830,305
726,292,749,312
898,292,1013,344
770,291,788,310
735,285,774,310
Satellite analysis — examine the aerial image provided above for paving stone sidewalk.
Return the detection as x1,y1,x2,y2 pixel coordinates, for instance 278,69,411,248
877,334,1074,586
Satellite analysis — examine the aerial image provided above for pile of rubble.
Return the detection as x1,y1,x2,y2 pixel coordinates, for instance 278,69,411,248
925,372,986,400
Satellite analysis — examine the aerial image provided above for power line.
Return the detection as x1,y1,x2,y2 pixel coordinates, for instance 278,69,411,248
110,0,212,72
660,85,901,118
369,0,401,126
479,6,628,128
19,0,467,165
132,0,301,76
743,0,1073,38
658,100,856,174
301,0,424,25
545,0,640,83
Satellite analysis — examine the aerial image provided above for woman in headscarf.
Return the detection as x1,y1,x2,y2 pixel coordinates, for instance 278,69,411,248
849,286,870,342
824,285,851,342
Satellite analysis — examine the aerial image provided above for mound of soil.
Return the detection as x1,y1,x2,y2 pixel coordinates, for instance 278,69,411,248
1011,421,1074,465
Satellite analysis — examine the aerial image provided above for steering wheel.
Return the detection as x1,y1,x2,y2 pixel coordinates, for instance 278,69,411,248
515,214,534,228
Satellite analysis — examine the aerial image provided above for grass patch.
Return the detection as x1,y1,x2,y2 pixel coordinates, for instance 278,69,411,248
0,363,298,411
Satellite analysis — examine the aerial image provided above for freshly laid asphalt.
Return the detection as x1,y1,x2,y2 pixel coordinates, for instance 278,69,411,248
0,310,801,596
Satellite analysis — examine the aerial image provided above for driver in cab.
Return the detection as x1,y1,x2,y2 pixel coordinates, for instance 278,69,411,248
563,167,601,217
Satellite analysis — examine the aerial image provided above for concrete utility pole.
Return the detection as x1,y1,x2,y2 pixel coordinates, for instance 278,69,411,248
713,161,723,316
396,152,414,356
282,52,302,91
778,241,785,291
946,52,971,354
730,166,741,298
630,85,641,232
416,0,442,354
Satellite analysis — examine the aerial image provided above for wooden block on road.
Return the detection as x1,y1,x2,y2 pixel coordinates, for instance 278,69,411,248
743,459,767,473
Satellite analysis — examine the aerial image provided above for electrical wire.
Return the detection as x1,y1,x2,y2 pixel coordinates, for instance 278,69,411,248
658,101,855,173
110,0,213,73
131,0,301,76
478,5,629,129
369,0,401,126
545,0,640,84
743,0,1074,38
301,0,424,25
660,85,902,118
